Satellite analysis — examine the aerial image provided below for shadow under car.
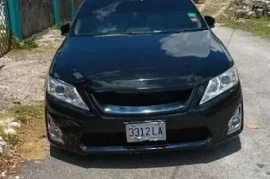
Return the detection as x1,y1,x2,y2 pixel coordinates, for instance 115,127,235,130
50,136,241,169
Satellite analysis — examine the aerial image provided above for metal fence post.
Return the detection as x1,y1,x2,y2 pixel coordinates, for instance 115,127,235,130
8,0,22,40
53,0,60,27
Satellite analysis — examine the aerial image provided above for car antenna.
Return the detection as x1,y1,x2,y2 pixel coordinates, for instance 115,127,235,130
226,28,235,48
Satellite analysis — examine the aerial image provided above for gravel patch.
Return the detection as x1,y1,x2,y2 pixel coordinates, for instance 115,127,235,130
0,30,63,110
0,136,7,155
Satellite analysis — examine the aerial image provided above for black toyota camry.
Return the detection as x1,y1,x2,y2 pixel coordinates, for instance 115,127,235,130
45,0,244,154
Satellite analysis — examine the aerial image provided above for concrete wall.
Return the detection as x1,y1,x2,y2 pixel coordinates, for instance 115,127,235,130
19,0,54,38
58,0,83,22
17,0,84,38
59,0,71,23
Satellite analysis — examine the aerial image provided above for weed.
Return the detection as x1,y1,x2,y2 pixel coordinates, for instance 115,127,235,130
1,101,47,160
50,25,59,30
23,38,38,49
202,1,270,39
4,134,19,146
0,125,18,147
0,126,3,137
222,17,270,39
10,102,44,124
12,37,38,50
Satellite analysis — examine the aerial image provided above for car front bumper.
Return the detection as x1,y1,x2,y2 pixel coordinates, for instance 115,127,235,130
45,84,243,154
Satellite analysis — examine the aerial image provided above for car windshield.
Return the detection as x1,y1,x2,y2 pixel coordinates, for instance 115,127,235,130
72,0,207,36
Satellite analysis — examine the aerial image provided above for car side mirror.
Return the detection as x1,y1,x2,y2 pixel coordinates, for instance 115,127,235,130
60,23,70,36
204,16,215,28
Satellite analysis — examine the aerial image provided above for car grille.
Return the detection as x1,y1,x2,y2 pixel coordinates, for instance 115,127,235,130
92,90,192,106
81,127,211,147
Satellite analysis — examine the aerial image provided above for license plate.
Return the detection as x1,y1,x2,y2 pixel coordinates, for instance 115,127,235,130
125,122,166,143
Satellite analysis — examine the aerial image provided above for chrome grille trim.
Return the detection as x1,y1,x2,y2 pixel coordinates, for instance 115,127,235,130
103,102,184,115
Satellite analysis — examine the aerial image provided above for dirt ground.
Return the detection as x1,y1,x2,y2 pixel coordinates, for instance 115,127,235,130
199,0,234,17
0,30,64,111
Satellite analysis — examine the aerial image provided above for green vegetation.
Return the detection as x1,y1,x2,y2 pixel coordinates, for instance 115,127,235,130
202,2,270,39
50,25,59,30
0,126,3,138
12,37,38,50
0,124,19,147
4,134,19,146
10,102,47,160
220,17,270,39
10,102,44,124
0,101,46,174
0,101,46,158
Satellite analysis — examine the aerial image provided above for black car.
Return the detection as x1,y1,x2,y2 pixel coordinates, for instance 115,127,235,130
45,0,243,154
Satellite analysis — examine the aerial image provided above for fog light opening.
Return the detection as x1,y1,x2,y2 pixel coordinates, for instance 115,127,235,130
227,104,242,135
47,115,64,144
231,117,241,127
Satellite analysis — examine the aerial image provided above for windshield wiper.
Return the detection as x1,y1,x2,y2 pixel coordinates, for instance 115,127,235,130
153,28,206,34
91,28,207,37
126,31,153,35
93,32,150,37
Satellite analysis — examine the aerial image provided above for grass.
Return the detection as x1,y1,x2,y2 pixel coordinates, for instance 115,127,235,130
202,6,218,17
50,25,59,30
220,17,270,39
0,34,38,60
0,111,13,119
0,102,46,175
12,37,38,50
4,134,19,146
10,102,44,124
0,126,3,138
0,101,47,161
201,1,270,40
22,38,38,49
0,119,19,147
11,102,47,160
1,32,38,51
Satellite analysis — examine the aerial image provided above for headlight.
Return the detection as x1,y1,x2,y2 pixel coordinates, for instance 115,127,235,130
200,66,239,105
47,77,89,110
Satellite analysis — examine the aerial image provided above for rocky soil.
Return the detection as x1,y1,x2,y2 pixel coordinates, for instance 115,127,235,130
0,29,64,173
235,0,270,18
0,118,21,155
0,30,64,111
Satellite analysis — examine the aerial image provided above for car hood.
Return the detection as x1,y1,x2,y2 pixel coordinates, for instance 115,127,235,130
51,30,233,91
